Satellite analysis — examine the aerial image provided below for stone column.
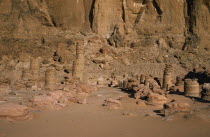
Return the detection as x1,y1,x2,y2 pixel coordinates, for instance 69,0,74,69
72,41,85,81
184,79,200,97
162,64,173,90
175,77,184,86
30,58,40,83
140,74,145,84
45,68,56,90
202,83,210,101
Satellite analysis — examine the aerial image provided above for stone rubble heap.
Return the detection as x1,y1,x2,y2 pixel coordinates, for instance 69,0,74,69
109,64,210,116
0,41,97,121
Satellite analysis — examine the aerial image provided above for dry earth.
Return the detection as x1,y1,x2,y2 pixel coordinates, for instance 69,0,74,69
0,87,209,137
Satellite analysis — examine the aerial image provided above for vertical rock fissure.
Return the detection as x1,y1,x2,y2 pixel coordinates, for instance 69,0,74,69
183,0,200,49
89,0,95,29
152,0,163,16
122,0,126,23
186,0,195,34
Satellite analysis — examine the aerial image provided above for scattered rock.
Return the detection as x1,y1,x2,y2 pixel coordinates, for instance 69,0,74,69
163,101,191,116
136,100,147,107
30,91,69,110
103,98,121,109
122,111,135,116
78,98,88,104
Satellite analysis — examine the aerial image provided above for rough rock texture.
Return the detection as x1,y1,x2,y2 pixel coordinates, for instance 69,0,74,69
31,91,68,110
146,93,168,107
103,98,122,109
163,101,191,116
0,0,209,48
131,0,186,49
92,0,124,37
0,1,209,83
0,103,33,121
185,0,210,50
133,84,152,99
0,1,210,122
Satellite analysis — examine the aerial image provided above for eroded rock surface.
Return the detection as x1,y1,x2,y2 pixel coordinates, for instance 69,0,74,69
0,103,33,121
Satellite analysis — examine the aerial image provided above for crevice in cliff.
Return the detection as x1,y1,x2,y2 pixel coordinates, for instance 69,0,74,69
186,0,195,34
152,0,163,16
183,0,200,50
122,0,126,23
89,0,95,29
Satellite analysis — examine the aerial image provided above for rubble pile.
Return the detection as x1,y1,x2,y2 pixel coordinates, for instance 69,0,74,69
119,73,168,108
0,41,97,121
113,64,210,114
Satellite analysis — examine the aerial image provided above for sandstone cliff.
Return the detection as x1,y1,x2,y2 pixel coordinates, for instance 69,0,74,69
0,0,209,50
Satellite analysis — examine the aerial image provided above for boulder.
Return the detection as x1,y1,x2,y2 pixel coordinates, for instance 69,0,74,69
146,93,168,107
30,91,69,110
163,101,191,116
0,103,33,121
103,98,122,109
133,84,152,99
153,88,165,95
30,95,58,110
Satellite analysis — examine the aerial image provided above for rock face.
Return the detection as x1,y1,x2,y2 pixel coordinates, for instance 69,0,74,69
0,0,90,39
46,0,86,29
0,0,209,50
92,0,124,37
185,0,210,50
131,0,186,49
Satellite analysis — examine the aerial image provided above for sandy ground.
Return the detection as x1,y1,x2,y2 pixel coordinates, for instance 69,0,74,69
0,87,210,137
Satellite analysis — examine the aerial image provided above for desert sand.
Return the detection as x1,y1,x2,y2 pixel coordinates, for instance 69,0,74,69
0,87,210,137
